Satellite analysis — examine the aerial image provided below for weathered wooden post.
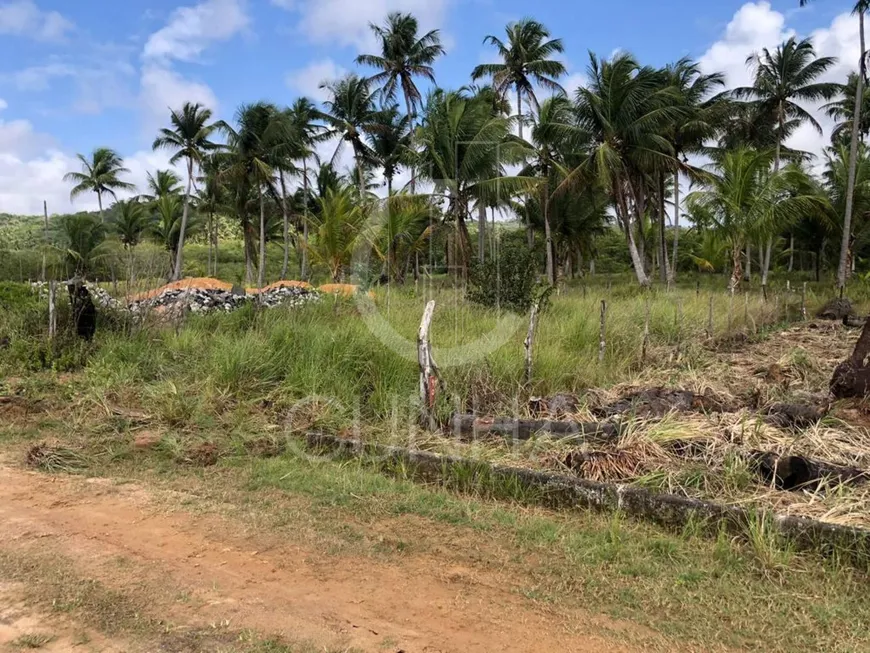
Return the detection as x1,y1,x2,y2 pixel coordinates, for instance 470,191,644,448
418,300,439,429
707,295,714,339
728,287,734,332
41,200,48,282
641,298,651,363
48,280,57,339
801,282,807,321
598,300,607,363
524,300,541,385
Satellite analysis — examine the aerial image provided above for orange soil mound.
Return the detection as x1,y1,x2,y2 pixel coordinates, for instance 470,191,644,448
246,280,314,294
318,283,361,297
129,277,234,302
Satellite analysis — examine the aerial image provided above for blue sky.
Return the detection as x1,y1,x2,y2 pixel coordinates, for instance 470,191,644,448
0,0,860,215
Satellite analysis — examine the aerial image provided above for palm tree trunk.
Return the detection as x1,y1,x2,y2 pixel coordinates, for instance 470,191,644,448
478,203,486,263
670,171,679,282
761,104,785,291
243,221,254,285
516,85,523,140
730,243,743,292
301,158,310,281
658,172,668,284
207,210,213,276
745,243,752,282
172,158,194,281
543,183,555,286
839,10,865,295
97,192,104,222
212,212,219,277
788,233,794,272
404,94,417,194
280,171,290,280
258,183,266,288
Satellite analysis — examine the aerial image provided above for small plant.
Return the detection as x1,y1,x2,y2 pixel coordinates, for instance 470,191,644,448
25,444,89,474
11,633,55,649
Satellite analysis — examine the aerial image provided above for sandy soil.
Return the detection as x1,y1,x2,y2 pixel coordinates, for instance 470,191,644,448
0,464,640,653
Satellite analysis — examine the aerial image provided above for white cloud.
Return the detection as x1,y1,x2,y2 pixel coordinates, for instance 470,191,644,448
0,98,6,110
273,0,450,52
139,65,219,135
139,0,249,132
285,59,346,102
0,0,73,41
699,2,862,170
143,0,250,63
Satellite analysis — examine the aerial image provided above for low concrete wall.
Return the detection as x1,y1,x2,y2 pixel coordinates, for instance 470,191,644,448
302,432,870,565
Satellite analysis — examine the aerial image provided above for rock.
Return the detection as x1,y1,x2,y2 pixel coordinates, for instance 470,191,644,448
817,298,854,320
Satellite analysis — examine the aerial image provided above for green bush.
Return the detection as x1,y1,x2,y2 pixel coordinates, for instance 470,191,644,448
467,238,540,312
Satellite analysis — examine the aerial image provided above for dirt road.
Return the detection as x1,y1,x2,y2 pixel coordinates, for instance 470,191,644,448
0,464,640,652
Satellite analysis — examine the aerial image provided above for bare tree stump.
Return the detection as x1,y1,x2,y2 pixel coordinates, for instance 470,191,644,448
418,300,440,428
524,300,541,386
831,317,870,398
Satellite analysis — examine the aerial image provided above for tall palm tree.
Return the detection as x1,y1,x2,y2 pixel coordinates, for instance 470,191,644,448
471,18,567,140
569,52,684,287
142,169,182,201
222,102,279,287
664,57,726,282
367,104,412,196
824,142,870,278
687,148,820,290
283,97,331,279
55,213,108,278
113,198,150,283
63,147,135,221
825,72,870,146
320,74,381,200
734,37,839,288
519,95,587,285
356,11,444,192
800,0,869,293
417,89,533,274
153,102,221,281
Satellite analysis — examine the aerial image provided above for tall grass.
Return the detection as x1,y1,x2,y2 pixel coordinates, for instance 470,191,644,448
74,282,845,428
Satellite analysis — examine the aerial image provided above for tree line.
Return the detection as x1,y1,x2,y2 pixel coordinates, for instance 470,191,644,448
58,2,870,292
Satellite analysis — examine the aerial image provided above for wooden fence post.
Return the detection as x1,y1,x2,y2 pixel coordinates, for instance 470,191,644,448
48,280,56,339
641,298,651,363
728,287,734,332
418,300,439,429
707,295,714,339
41,200,48,282
524,300,541,385
801,283,807,321
598,300,607,363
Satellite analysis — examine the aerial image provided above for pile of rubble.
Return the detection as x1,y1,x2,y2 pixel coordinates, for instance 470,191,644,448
128,286,249,315
127,279,321,316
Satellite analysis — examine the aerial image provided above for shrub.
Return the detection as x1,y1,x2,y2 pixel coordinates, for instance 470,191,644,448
467,239,540,312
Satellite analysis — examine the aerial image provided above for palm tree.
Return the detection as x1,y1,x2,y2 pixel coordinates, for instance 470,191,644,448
283,98,326,280
800,0,869,292
320,74,380,199
734,37,840,288
417,89,533,274
150,193,202,275
367,104,412,196
55,212,108,278
471,18,567,140
569,52,684,287
825,73,870,146
63,148,135,222
824,142,870,278
356,11,444,192
142,169,182,201
664,57,726,282
153,102,222,281
222,102,279,287
306,187,366,282
520,96,587,285
113,198,150,283
687,148,820,290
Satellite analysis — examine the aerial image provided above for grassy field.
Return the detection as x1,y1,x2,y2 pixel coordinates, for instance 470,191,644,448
2,259,870,650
